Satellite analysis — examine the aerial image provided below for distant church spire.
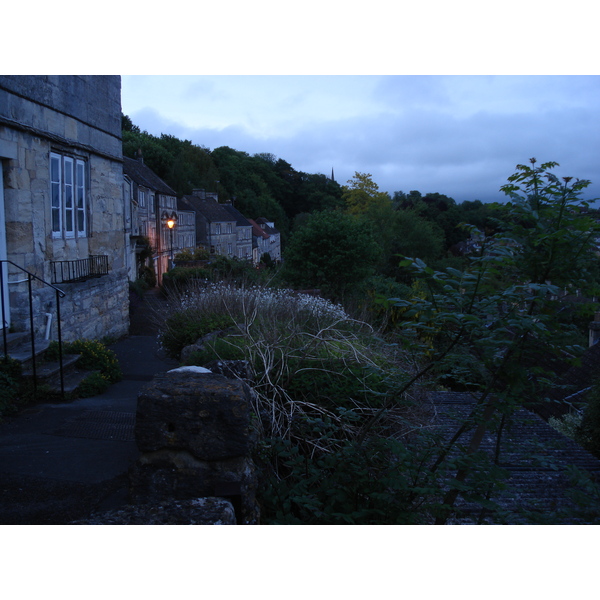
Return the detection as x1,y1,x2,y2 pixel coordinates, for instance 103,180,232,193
331,167,335,182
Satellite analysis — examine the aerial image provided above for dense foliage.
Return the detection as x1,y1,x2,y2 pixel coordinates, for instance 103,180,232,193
154,157,600,524
122,115,344,240
123,113,600,522
280,209,381,299
0,358,23,419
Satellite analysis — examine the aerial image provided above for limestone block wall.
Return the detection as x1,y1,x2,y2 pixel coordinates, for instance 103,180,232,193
0,75,129,341
9,269,129,343
0,76,122,154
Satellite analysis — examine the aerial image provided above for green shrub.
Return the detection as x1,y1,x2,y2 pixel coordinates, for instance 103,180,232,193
174,247,210,261
577,383,600,458
0,356,22,381
0,358,23,418
129,277,149,299
139,264,156,288
159,310,235,359
257,423,429,525
161,267,211,295
0,371,19,418
76,371,110,397
286,358,392,410
47,339,122,384
549,412,584,441
182,335,247,365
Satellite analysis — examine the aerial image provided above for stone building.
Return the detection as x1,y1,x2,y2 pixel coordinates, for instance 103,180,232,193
248,218,270,266
222,203,253,261
179,190,238,258
0,75,129,342
254,217,281,263
122,155,195,285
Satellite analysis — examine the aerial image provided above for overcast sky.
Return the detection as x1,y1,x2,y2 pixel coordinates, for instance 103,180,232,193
121,75,600,204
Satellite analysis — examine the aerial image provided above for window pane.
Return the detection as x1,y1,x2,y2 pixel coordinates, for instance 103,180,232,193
76,160,86,235
77,208,85,232
51,182,60,209
51,156,60,182
64,158,74,234
50,155,61,233
52,207,61,232
65,186,73,208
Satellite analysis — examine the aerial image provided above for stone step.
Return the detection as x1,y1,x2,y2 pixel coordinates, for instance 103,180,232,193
6,339,51,369
46,369,98,395
22,353,82,381
4,339,106,398
0,331,30,352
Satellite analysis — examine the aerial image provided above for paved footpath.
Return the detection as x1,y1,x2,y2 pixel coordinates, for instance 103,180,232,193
0,334,177,524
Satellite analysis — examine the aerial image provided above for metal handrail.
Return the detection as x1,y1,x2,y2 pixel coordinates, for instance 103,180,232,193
1,260,66,398
51,254,109,284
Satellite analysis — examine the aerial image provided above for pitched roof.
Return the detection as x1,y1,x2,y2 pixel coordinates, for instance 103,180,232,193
431,390,600,523
247,218,270,240
123,156,176,196
255,217,280,235
179,195,236,223
222,203,253,228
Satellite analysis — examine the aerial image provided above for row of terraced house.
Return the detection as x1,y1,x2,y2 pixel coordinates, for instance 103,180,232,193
123,154,281,286
0,75,280,347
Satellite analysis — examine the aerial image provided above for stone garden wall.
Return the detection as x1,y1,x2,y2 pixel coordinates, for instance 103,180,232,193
130,367,261,525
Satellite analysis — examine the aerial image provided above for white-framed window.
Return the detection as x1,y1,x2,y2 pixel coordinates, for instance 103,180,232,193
228,243,233,255
76,160,86,236
51,152,87,239
215,223,221,235
138,189,146,207
227,222,233,234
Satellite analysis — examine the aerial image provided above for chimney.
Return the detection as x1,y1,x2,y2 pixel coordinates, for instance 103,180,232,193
192,189,205,198
136,148,144,164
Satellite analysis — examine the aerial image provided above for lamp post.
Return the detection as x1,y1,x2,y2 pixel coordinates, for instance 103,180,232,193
162,211,178,269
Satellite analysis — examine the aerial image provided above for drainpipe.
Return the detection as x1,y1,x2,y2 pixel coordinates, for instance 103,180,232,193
44,312,53,340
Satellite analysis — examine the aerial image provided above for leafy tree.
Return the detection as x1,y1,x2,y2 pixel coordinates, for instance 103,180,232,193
394,189,508,253
357,200,445,278
500,158,600,289
281,209,381,298
210,146,290,236
122,129,176,181
121,113,140,133
342,172,392,216
388,210,446,273
362,159,600,523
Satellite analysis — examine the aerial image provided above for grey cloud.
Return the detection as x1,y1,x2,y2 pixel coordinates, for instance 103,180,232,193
126,77,600,204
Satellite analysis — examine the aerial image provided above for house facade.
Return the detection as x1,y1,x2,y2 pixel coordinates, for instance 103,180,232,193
122,155,195,285
0,75,129,342
179,190,237,258
254,217,282,263
248,218,270,265
222,203,253,261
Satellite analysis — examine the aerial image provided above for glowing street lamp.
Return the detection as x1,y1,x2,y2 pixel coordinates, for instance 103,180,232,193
161,211,178,268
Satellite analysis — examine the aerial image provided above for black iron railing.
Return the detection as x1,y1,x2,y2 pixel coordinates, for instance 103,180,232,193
51,254,109,284
1,260,66,398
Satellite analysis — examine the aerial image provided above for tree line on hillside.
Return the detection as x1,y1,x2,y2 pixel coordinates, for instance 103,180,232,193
122,115,343,242
122,115,600,309
122,114,516,289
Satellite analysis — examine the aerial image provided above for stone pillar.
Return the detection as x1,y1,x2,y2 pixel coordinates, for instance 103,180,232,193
130,370,260,524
